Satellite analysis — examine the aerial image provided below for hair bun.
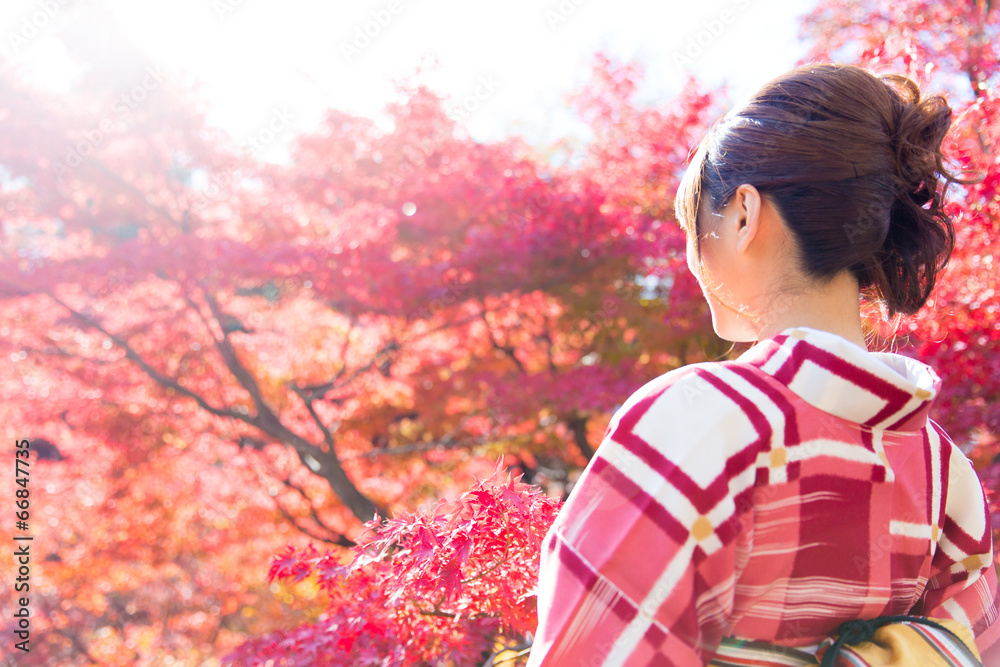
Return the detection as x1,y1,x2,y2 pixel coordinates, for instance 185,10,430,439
882,74,952,203
868,73,958,315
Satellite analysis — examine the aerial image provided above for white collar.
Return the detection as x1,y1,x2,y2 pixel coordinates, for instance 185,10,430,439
735,326,941,432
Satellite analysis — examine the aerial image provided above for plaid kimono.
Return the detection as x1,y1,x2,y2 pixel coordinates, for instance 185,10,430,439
526,326,1000,666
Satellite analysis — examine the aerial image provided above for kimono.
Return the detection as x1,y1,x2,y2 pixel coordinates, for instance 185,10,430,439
526,326,1000,666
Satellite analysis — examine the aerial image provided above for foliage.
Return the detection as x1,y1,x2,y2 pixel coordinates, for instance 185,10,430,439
222,462,559,666
0,19,714,661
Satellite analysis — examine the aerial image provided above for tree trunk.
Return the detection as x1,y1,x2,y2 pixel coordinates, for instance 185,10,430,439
566,413,595,461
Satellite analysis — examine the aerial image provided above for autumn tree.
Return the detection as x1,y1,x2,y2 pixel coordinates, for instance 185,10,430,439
0,13,722,665
228,2,1000,664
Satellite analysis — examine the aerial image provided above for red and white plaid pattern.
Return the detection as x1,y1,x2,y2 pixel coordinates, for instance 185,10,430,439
527,326,1000,666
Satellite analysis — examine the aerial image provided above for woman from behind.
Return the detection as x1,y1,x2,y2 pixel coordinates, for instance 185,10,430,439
526,63,1000,666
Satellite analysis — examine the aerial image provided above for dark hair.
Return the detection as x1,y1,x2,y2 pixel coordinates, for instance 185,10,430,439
674,63,974,318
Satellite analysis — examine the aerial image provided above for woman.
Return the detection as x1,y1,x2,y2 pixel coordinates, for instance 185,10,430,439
525,64,1000,666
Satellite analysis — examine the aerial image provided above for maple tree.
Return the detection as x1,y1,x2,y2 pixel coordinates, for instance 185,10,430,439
0,16,721,665
0,1,997,665
224,462,560,666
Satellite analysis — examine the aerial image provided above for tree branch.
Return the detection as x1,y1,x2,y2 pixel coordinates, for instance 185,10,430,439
199,288,275,416
274,468,356,547
41,285,385,522
192,286,387,521
43,289,249,424
23,342,121,365
291,305,490,406
270,490,355,548
290,387,341,456
292,337,400,399
565,412,595,461
51,625,101,665
539,322,558,375
479,307,526,374
88,156,188,231
482,643,533,667
341,431,522,461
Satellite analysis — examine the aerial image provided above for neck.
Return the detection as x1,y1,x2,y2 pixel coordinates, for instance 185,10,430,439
752,271,868,349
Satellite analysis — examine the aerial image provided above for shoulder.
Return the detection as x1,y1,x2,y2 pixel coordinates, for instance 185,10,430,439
553,361,770,550
610,361,732,417
597,360,774,488
929,419,988,503
607,359,775,434
932,419,992,516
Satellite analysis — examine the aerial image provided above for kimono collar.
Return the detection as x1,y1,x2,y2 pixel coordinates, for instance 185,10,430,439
735,326,942,433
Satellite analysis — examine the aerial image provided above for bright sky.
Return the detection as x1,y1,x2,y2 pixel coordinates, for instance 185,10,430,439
0,0,814,157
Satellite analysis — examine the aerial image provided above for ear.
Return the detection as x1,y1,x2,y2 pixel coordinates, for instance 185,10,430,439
733,184,762,255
